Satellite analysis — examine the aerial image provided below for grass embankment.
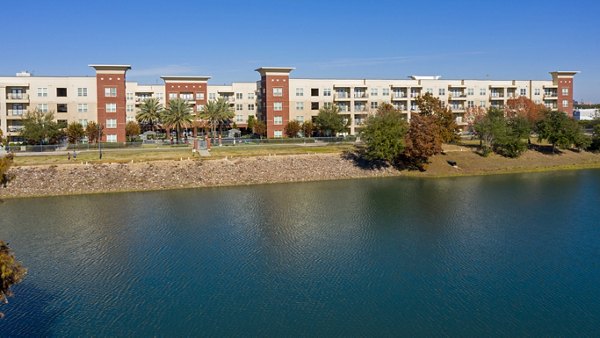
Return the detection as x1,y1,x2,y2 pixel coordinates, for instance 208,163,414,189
12,143,355,166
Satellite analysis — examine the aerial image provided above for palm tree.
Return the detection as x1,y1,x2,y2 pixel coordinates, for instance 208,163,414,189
136,98,163,132
162,98,193,144
200,97,234,139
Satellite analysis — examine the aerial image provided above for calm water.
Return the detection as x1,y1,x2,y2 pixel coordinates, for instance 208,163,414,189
1,170,600,336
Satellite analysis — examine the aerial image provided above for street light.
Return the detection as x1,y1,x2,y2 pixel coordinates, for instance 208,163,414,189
98,124,104,159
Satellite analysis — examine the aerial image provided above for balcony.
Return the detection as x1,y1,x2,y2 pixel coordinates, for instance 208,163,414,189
543,93,558,100
6,93,29,102
450,105,465,112
7,126,24,133
449,93,467,99
392,93,408,99
353,93,368,99
410,92,421,98
353,106,368,112
334,93,351,100
7,109,25,116
489,93,505,100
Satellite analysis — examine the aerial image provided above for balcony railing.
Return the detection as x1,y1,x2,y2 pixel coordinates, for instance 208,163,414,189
8,126,24,133
449,93,467,98
334,93,350,99
392,93,408,99
8,109,25,116
490,93,505,99
353,106,367,112
7,93,29,100
410,92,420,98
353,93,368,99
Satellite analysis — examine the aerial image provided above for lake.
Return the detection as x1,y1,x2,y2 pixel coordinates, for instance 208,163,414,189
2,170,600,336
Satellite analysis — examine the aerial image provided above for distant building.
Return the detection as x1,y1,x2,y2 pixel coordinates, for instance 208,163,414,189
573,108,600,120
0,65,578,141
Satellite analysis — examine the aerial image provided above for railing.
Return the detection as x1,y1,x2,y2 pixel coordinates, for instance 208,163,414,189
7,126,24,132
410,93,420,98
353,107,368,112
393,93,408,98
353,93,368,99
8,109,25,116
334,93,350,99
7,93,29,100
449,93,467,98
490,94,505,99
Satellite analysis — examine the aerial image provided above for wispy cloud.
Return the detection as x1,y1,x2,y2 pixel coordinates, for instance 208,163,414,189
303,51,486,69
128,64,203,77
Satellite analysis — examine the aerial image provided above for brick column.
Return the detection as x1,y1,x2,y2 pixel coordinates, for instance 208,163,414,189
89,64,131,142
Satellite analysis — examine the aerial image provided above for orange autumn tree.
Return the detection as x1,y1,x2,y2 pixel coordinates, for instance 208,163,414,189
505,96,546,124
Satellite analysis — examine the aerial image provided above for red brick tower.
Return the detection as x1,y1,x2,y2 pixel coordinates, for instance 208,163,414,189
255,67,294,138
89,64,131,142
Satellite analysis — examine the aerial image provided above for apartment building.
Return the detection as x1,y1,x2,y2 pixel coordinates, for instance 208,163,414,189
0,64,577,142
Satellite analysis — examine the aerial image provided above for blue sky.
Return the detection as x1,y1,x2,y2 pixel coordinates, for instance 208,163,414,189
3,0,600,102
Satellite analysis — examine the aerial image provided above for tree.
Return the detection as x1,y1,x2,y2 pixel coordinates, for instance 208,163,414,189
415,93,459,143
474,107,507,156
403,114,442,170
0,154,14,189
360,104,409,164
284,120,302,138
20,110,64,145
65,122,85,144
473,108,530,158
136,98,163,132
162,98,193,144
254,120,267,138
247,115,256,132
314,105,348,136
589,124,600,152
536,110,585,153
0,240,27,318
85,122,101,144
200,98,234,139
302,121,315,138
125,121,141,142
505,96,546,124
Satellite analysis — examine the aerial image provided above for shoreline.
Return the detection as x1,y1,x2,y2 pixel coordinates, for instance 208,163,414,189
3,151,600,199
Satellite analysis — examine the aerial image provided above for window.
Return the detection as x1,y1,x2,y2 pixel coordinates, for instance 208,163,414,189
156,93,164,100
371,88,378,96
209,93,216,100
79,119,88,128
534,88,540,95
426,88,433,94
180,93,193,101
311,88,319,96
371,102,378,109
248,104,255,110
467,88,474,96
324,102,332,109
467,101,475,108
296,102,304,110
196,104,204,111
78,103,88,113
57,88,67,97
104,87,117,97
562,100,569,108
311,102,319,110
106,119,117,128
37,103,48,113
236,114,244,123
296,115,304,123
323,88,332,96
57,104,68,113
479,101,486,107
106,134,117,143
106,103,117,113
196,92,205,100
273,87,283,96
126,116,136,122
438,88,446,96
126,104,134,113
273,102,283,111
520,88,527,96
236,104,243,111
37,88,48,97
274,116,283,125
248,92,255,100
480,88,486,95
73,87,86,97
235,93,243,100
126,92,133,100
562,88,569,96
382,88,389,96
274,130,283,138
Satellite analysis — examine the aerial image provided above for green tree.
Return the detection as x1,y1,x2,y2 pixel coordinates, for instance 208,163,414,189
536,110,584,153
284,120,302,138
125,121,141,142
302,121,315,137
473,107,505,155
20,110,64,145
0,240,27,318
589,124,600,152
315,105,348,136
415,93,460,143
247,115,256,132
85,121,101,144
162,98,193,144
136,98,163,132
254,120,267,138
0,154,14,189
403,114,442,170
474,108,530,158
200,98,234,138
360,104,409,163
65,122,85,144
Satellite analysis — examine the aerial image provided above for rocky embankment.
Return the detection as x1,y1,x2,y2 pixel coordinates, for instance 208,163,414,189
3,154,399,198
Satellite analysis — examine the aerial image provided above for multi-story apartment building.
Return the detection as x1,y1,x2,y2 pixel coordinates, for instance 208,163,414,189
0,64,577,142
